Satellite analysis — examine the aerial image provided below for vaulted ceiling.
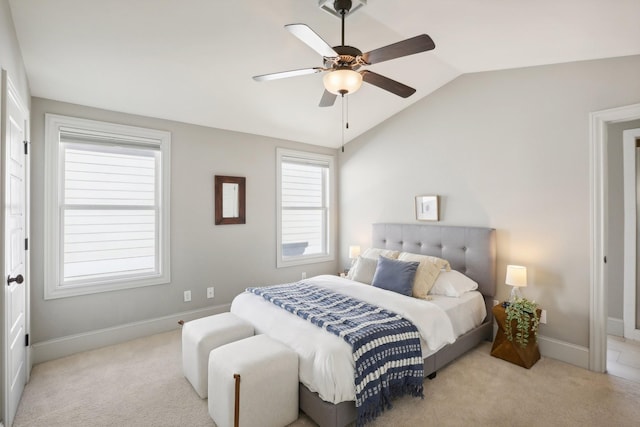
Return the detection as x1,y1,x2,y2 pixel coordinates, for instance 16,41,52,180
9,0,640,148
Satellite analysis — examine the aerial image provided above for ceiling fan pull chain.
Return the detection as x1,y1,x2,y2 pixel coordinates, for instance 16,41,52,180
341,94,351,153
341,94,345,152
346,94,350,129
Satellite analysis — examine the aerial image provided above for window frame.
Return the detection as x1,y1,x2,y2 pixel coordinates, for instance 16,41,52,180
44,114,171,299
276,148,336,268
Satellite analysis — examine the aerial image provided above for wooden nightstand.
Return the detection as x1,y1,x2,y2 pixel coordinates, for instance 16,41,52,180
491,303,541,368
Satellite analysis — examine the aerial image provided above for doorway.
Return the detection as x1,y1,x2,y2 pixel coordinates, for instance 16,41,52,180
605,126,640,383
590,103,640,374
622,127,640,341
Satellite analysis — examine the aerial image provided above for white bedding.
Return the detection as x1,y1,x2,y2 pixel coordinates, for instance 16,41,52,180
230,274,484,404
429,291,487,338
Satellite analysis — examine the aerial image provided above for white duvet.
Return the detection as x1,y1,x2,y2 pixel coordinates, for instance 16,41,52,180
230,274,457,404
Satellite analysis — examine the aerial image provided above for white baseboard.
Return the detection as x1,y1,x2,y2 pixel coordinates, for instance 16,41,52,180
31,307,592,371
607,317,624,337
538,334,589,369
32,304,231,364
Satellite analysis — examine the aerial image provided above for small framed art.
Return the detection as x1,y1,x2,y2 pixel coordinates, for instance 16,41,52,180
415,195,439,221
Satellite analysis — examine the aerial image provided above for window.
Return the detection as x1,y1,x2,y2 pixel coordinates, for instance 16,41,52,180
277,148,335,267
44,114,170,299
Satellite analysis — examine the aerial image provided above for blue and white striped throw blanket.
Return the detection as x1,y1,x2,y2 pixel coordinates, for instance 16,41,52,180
247,281,424,426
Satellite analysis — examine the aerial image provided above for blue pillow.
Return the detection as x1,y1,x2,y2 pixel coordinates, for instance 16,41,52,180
371,256,419,296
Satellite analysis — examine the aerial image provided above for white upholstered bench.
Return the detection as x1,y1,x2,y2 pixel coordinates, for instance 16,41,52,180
208,334,299,427
182,312,254,398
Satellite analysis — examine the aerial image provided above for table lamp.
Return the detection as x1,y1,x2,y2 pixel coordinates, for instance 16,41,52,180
506,264,527,302
345,245,361,272
348,245,361,260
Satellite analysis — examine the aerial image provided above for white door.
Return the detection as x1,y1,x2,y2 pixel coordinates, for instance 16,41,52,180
2,70,29,427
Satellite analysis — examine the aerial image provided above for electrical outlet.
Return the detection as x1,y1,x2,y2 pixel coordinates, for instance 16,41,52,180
207,287,215,299
540,309,547,324
184,290,191,302
301,272,306,279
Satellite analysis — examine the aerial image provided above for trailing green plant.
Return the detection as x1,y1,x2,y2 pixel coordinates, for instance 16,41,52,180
504,297,540,348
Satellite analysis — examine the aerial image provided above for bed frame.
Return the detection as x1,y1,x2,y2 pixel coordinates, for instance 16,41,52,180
299,223,496,427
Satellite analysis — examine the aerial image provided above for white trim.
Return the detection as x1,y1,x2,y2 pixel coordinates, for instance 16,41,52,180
276,147,336,268
589,103,640,373
44,114,171,299
538,335,589,369
607,317,624,337
623,128,640,340
31,303,231,364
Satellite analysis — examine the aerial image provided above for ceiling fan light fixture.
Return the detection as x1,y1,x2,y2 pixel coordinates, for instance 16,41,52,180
323,69,363,95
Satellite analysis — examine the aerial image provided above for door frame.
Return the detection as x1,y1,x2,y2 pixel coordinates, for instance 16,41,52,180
590,102,640,372
623,128,640,341
1,70,30,427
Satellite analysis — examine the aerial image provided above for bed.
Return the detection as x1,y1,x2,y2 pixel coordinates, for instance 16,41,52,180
231,223,496,427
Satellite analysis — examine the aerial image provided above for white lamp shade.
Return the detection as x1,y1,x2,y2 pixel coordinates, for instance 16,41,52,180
506,265,527,287
323,69,363,95
348,245,361,259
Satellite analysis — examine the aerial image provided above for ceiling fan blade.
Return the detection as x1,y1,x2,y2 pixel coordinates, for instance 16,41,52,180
285,24,339,58
361,70,416,98
253,67,324,82
319,90,337,107
361,34,435,65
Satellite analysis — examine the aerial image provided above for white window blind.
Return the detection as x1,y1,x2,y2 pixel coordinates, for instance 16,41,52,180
61,141,159,284
45,114,171,299
277,148,335,267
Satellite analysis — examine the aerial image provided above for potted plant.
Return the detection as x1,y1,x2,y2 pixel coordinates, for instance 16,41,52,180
504,297,540,348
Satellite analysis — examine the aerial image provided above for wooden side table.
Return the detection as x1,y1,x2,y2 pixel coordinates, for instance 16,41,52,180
491,303,541,368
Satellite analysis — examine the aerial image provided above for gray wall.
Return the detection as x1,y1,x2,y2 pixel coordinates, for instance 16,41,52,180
0,0,29,106
339,55,640,349
607,119,640,326
30,97,338,343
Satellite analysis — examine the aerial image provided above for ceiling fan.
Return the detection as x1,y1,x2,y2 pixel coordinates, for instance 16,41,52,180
252,0,436,107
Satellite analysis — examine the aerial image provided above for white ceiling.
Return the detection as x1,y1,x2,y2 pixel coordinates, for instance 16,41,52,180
8,0,640,148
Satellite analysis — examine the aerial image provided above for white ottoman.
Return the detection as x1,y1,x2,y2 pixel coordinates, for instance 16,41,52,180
208,334,299,427
182,312,254,398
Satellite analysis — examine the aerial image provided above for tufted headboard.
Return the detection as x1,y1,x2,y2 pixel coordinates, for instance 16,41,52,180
372,223,496,302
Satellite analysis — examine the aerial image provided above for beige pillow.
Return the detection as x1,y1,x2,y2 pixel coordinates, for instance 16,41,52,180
361,247,400,260
399,252,451,271
345,256,378,284
397,252,448,298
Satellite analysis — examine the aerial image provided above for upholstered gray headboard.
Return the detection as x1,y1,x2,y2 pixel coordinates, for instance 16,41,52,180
372,223,496,299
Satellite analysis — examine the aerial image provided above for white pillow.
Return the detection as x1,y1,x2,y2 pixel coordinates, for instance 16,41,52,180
397,252,442,299
345,256,378,284
361,247,400,260
430,270,478,297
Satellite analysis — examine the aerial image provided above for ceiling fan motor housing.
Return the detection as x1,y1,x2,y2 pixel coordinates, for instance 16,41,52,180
324,45,364,69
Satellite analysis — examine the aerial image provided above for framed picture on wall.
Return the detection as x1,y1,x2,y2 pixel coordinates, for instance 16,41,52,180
415,195,439,221
214,175,246,225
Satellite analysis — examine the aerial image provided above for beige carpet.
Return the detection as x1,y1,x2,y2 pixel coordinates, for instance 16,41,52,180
13,329,640,427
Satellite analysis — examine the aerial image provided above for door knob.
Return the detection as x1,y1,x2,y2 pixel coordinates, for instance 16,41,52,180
7,274,24,286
